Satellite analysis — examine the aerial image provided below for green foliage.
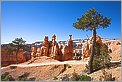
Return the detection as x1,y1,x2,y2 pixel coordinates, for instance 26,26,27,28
73,8,112,73
86,43,111,71
1,72,15,81
4,38,27,53
4,43,15,51
12,38,26,55
70,70,91,81
1,72,9,81
4,43,15,55
73,8,112,31
12,38,30,51
80,75,91,81
99,69,115,81
1,72,34,81
6,38,26,64
90,42,111,71
71,70,80,81
99,44,111,67
23,45,31,51
12,38,26,48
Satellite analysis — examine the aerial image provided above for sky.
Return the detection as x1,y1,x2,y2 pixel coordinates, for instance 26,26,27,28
1,1,121,44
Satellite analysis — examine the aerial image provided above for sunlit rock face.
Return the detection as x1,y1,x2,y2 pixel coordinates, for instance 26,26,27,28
82,35,103,59
103,40,121,61
31,34,74,61
49,34,59,60
36,48,41,57
82,43,91,59
88,35,102,45
1,49,31,67
31,46,37,58
40,36,50,56
31,34,120,61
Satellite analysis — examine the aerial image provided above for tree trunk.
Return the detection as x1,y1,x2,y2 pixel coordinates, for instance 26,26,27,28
88,28,96,74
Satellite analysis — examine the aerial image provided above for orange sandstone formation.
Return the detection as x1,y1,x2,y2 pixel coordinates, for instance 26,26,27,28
1,49,31,67
31,45,37,58
82,35,102,59
40,36,50,56
31,34,74,61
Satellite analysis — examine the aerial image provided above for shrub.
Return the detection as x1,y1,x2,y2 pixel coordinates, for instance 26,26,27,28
1,72,9,78
80,75,91,81
70,70,92,81
86,42,112,71
71,70,80,81
1,72,15,81
99,69,115,81
99,43,111,68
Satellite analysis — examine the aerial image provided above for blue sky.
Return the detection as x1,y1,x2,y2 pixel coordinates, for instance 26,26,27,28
1,1,121,44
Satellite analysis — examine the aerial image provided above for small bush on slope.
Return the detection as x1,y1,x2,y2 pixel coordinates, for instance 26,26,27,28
80,75,91,81
99,69,115,81
1,72,15,81
71,70,91,81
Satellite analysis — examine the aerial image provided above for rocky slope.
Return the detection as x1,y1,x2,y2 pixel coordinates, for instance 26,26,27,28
1,63,121,81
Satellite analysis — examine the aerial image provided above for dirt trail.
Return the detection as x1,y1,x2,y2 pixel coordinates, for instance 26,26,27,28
1,56,120,69
1,60,120,69
10,61,88,67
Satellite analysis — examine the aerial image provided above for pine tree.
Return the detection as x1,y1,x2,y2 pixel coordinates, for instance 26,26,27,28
73,8,111,73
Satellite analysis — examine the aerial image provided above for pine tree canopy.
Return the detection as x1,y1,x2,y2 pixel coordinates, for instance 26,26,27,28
73,8,112,31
